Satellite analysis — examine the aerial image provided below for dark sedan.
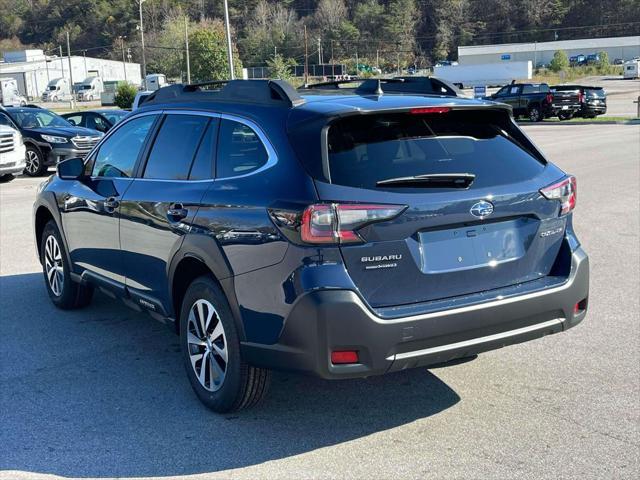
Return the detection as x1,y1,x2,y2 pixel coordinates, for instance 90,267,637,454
0,107,102,176
61,110,129,134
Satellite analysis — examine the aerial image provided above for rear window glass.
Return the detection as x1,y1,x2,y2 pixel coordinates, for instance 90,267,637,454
585,89,605,98
326,111,545,190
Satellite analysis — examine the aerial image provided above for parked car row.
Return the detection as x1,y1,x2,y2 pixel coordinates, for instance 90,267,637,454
0,106,127,177
485,82,607,121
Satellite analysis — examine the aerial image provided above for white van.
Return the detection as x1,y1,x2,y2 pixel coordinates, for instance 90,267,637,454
145,74,167,91
623,60,639,80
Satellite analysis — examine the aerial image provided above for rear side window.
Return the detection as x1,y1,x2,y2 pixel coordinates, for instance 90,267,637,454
217,119,268,178
92,114,157,178
326,110,545,190
143,114,209,180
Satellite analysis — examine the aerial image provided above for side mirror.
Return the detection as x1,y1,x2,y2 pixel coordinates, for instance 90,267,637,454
57,157,85,180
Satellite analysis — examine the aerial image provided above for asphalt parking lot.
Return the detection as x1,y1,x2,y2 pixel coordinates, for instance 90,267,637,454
1,123,639,479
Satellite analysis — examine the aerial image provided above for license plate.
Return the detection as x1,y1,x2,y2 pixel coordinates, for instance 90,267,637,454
562,105,569,110
419,219,529,273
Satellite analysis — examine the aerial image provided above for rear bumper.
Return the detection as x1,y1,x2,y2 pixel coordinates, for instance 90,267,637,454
242,247,589,379
580,105,607,116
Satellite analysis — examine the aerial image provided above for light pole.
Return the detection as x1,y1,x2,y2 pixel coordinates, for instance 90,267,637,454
137,0,147,83
118,36,127,82
223,0,235,79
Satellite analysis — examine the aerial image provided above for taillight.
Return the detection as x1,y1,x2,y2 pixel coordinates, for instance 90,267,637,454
540,176,577,215
301,203,406,245
410,107,450,115
546,93,553,104
579,92,585,103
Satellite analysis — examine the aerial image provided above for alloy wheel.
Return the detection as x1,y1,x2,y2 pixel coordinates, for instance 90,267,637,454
44,235,64,297
25,150,40,175
187,299,228,392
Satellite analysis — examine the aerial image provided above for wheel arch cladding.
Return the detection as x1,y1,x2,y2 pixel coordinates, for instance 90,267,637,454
34,206,55,260
170,255,246,341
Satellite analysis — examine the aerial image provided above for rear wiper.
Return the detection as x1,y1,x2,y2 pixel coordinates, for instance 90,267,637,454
376,173,475,189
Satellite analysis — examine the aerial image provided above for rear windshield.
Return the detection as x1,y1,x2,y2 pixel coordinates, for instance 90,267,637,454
585,88,605,98
326,110,546,190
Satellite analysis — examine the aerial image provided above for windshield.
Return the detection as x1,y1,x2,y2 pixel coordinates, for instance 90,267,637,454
10,110,71,129
325,110,545,190
80,85,91,90
48,86,57,91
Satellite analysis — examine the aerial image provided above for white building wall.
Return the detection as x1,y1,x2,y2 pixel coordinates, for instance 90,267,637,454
0,55,141,99
458,36,640,66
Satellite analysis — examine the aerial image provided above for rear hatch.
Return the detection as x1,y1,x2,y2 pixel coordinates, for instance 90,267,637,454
584,87,606,107
306,108,569,308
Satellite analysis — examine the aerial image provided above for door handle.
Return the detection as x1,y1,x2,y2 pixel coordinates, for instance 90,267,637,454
104,197,119,211
167,203,188,220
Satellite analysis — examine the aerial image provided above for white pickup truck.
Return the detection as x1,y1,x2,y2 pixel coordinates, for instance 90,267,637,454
0,124,26,181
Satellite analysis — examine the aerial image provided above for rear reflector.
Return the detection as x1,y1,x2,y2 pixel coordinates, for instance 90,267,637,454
410,107,451,115
540,175,577,215
331,350,359,364
301,203,406,245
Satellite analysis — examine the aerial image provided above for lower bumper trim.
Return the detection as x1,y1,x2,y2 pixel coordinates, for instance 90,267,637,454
389,317,564,361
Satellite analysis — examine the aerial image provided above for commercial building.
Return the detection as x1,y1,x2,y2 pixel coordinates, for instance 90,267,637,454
0,49,141,100
458,36,640,66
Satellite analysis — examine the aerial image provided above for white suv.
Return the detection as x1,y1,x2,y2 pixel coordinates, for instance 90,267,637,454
0,124,26,181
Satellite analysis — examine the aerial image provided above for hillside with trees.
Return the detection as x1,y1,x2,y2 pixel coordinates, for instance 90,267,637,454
1,0,638,78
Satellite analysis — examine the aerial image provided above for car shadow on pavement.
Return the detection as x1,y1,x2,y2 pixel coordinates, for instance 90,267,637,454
0,273,460,478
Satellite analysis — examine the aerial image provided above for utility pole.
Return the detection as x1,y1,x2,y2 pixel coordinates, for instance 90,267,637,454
304,25,309,86
355,50,359,75
223,0,235,79
119,36,127,82
66,32,74,105
185,16,191,84
331,40,335,77
317,37,322,64
138,0,147,83
396,50,400,75
59,45,64,78
376,49,379,70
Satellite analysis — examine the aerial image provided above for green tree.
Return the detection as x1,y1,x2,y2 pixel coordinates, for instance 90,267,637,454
597,50,610,73
188,20,243,82
549,50,569,72
114,82,137,109
266,53,296,81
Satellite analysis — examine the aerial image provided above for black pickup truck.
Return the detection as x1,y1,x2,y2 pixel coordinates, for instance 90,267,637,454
552,85,607,118
486,83,581,121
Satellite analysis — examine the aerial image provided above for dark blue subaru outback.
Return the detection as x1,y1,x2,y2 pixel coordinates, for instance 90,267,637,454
33,80,589,412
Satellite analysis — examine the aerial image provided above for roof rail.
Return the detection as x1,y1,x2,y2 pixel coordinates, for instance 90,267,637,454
300,78,364,90
143,79,305,108
299,77,407,96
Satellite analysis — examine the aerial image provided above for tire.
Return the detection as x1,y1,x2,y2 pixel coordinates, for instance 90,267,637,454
180,275,271,413
40,220,94,310
558,111,573,121
0,174,15,183
24,146,47,177
528,105,543,122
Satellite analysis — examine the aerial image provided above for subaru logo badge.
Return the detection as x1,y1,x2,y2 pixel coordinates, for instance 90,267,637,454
470,200,494,218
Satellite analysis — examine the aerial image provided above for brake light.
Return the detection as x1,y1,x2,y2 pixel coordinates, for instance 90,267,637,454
546,93,553,104
579,91,585,103
410,107,450,114
301,203,406,245
540,176,577,215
